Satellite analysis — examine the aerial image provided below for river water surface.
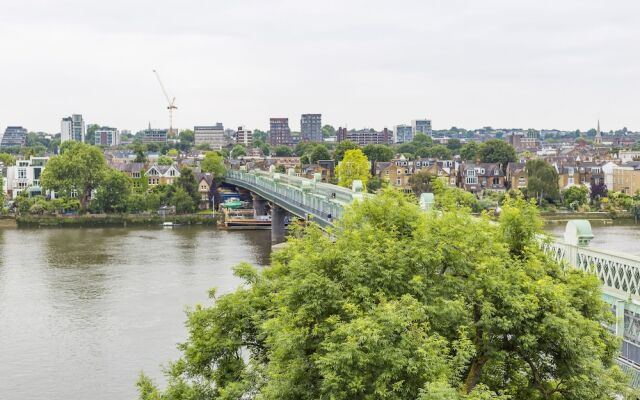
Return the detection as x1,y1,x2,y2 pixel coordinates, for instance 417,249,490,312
0,227,271,400
0,222,638,399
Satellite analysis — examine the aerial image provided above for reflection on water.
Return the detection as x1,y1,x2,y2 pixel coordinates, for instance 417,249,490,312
545,220,640,256
0,226,271,400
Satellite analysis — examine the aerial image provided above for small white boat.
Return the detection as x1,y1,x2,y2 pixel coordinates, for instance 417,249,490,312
163,222,174,228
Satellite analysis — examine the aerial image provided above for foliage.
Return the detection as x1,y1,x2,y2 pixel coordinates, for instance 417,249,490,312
366,176,386,193
260,144,271,156
273,145,293,157
167,149,179,157
563,185,589,210
425,145,452,159
590,182,608,202
431,179,478,211
409,170,435,196
322,124,336,138
139,190,631,399
231,145,246,159
127,193,148,213
40,142,107,211
447,138,462,151
525,159,559,204
336,149,370,189
413,133,433,148
363,144,394,165
309,145,330,164
176,167,200,205
478,140,516,169
460,142,480,161
0,153,17,166
171,187,195,214
134,146,147,163
200,152,226,181
334,140,360,162
157,155,173,166
178,129,194,151
95,169,132,213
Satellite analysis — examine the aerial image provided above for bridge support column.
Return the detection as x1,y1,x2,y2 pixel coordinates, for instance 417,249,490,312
252,194,267,216
271,204,287,243
616,300,626,337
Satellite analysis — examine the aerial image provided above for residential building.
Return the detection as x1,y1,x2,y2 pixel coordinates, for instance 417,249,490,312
379,157,457,192
194,123,227,149
506,162,528,190
601,161,618,190
4,156,48,198
111,162,146,191
612,163,640,195
300,114,322,142
394,124,413,144
620,151,640,163
336,127,393,146
269,118,293,146
236,126,253,147
458,162,506,194
61,114,85,143
196,173,214,209
145,164,180,186
412,119,432,136
300,159,335,183
1,126,28,148
505,131,540,152
142,128,168,144
94,127,120,146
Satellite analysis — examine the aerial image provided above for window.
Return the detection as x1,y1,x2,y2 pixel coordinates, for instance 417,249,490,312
493,177,500,185
396,178,401,185
18,168,27,179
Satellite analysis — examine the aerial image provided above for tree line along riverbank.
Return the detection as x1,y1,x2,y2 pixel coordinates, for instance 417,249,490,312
2,213,216,228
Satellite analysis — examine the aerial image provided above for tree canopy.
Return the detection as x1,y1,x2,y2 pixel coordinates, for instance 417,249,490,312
478,140,516,169
41,142,107,211
138,190,630,400
200,152,226,181
334,140,360,162
231,145,247,159
460,142,480,161
335,148,370,189
525,159,560,204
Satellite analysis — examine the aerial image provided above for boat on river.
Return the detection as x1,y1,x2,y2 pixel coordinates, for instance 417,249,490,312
222,208,271,230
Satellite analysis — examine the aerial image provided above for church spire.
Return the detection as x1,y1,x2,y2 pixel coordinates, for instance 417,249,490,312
595,120,602,145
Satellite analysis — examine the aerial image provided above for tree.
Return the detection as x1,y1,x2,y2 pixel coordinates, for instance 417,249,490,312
525,159,559,204
460,142,481,161
362,144,393,165
309,145,330,163
201,152,226,181
139,190,631,399
322,124,336,138
274,145,293,157
563,185,589,210
95,169,132,213
478,140,516,170
396,142,417,158
85,124,99,145
127,193,147,213
447,138,462,151
178,129,194,151
41,143,107,212
591,182,608,202
425,145,452,159
412,133,433,148
157,155,173,166
171,187,195,214
167,149,179,157
176,166,199,205
134,146,147,163
253,129,268,143
336,149,370,189
260,144,271,156
231,145,247,159
0,153,16,166
334,140,360,162
408,170,434,196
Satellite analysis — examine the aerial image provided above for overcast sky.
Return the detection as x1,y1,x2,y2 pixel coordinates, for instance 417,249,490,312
1,0,639,133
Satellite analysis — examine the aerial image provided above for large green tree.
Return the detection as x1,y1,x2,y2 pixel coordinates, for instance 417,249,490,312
231,145,247,159
41,143,107,211
478,140,516,170
273,145,293,157
334,140,360,162
176,166,199,205
95,169,132,213
138,190,630,399
200,152,226,181
525,159,559,204
309,144,330,163
460,142,481,161
363,144,393,164
335,148,370,189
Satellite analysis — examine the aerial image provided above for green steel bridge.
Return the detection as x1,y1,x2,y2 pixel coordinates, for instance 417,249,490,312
225,167,640,384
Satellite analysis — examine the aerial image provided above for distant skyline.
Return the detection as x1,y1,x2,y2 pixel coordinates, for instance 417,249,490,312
2,0,639,133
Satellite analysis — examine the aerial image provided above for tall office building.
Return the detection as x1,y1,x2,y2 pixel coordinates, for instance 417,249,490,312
269,118,292,146
301,114,322,142
61,114,85,143
94,127,120,147
394,124,413,143
336,127,393,146
194,123,227,150
412,119,432,136
236,126,253,147
0,126,28,148
142,127,168,144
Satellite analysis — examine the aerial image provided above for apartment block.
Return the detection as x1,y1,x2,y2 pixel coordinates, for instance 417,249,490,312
269,118,293,146
194,124,227,150
1,126,28,148
94,127,120,147
61,114,85,142
301,114,322,142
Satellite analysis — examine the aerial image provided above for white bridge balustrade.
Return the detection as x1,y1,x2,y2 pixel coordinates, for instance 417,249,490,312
543,220,640,377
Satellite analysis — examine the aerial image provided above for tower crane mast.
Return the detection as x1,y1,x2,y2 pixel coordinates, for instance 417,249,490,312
152,69,177,135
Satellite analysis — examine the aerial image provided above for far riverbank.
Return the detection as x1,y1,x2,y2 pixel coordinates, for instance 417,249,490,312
5,213,217,228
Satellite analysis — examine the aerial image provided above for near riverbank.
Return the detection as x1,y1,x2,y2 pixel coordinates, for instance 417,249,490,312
10,213,216,228
540,211,636,223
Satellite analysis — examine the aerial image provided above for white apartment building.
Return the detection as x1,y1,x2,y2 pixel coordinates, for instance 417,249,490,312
236,126,253,147
194,124,227,150
61,114,85,143
94,127,120,147
4,157,49,198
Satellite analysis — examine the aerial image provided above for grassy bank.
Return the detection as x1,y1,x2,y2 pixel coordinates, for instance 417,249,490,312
15,213,217,228
540,211,636,222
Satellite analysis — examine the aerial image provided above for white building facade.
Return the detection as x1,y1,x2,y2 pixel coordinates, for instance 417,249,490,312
61,114,85,143
194,124,227,150
4,157,49,198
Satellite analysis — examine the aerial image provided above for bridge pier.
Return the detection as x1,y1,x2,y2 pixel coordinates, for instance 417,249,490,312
271,204,288,243
252,194,267,216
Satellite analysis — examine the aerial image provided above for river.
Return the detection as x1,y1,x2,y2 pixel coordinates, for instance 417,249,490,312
0,227,272,400
0,222,638,400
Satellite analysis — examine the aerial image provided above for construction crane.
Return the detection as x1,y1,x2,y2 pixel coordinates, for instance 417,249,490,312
152,69,177,135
